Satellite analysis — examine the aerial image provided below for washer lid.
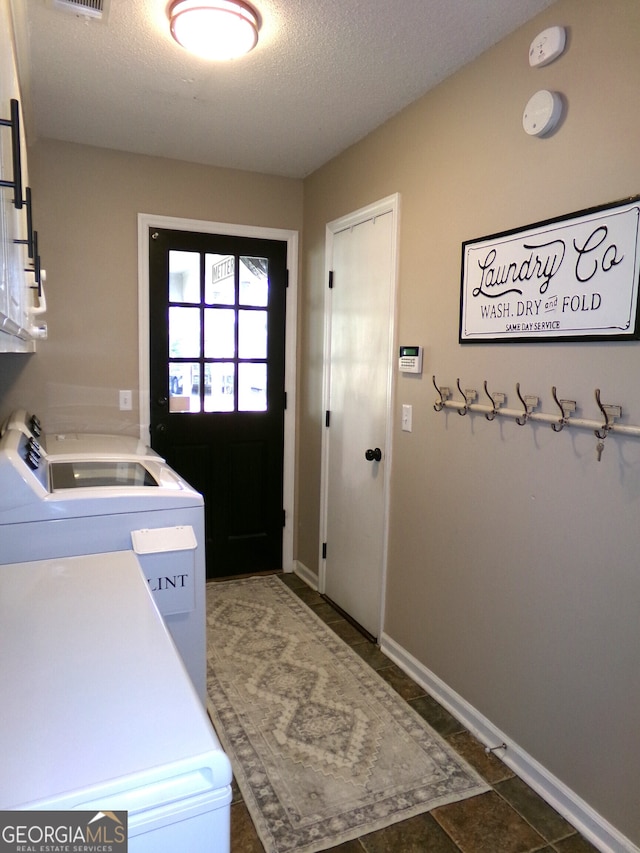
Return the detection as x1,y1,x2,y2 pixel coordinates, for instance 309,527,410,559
45,432,163,462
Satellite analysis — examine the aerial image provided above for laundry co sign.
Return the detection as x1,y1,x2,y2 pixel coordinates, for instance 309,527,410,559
459,196,640,342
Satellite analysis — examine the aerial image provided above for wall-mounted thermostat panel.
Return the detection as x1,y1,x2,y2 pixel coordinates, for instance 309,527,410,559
399,345,423,374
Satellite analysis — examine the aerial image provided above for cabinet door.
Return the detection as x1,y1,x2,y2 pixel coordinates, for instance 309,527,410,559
0,2,35,353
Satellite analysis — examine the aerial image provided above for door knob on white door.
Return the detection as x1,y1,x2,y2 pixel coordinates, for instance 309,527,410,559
365,448,382,462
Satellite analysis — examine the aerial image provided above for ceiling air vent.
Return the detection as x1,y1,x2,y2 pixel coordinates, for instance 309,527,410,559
48,0,110,22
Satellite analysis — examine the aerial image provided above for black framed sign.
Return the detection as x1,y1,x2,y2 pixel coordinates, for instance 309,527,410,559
459,196,640,343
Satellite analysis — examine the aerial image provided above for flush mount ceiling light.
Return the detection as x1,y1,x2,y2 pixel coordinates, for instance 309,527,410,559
169,0,259,60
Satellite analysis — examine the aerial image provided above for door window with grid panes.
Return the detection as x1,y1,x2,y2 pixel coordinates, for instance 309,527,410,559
168,252,269,414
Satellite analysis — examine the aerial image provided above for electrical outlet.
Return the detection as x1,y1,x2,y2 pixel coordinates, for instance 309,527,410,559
119,390,132,411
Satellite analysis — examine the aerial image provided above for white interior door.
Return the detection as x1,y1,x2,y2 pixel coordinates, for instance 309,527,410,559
321,197,398,639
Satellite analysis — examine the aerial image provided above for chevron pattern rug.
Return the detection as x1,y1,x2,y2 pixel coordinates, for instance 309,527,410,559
206,575,488,853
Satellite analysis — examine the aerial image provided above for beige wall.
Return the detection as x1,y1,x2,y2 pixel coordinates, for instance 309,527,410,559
0,141,303,433
300,0,640,845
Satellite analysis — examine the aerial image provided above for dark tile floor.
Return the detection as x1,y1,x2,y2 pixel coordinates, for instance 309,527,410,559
217,572,599,853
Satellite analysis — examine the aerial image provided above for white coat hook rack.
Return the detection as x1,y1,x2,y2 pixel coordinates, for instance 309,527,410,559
515,382,539,426
456,378,477,416
551,386,576,432
432,376,451,412
483,381,506,421
594,388,622,462
431,377,636,458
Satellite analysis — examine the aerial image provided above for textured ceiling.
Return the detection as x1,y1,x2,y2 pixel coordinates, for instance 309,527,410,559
17,0,556,178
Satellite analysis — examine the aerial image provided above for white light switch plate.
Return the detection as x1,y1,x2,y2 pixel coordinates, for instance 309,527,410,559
119,389,132,411
402,404,412,432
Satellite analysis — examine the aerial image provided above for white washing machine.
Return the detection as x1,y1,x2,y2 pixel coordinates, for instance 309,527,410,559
0,426,207,704
1,408,163,460
0,550,231,853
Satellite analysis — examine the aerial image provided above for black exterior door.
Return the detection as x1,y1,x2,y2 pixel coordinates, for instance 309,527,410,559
149,228,287,578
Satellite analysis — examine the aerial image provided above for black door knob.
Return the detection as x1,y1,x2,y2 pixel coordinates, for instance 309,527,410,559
155,422,167,433
156,396,168,406
365,447,382,462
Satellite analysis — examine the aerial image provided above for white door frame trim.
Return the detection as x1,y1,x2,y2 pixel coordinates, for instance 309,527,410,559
137,213,298,573
318,194,400,639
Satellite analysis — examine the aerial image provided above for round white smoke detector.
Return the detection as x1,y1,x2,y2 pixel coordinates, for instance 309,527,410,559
522,89,563,137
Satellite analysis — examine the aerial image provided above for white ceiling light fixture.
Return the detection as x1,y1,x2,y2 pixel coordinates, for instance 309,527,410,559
169,0,259,61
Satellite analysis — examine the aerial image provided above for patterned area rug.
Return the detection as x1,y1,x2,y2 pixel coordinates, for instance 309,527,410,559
206,576,488,853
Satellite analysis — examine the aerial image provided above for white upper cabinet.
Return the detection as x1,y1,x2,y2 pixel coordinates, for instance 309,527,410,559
0,0,43,353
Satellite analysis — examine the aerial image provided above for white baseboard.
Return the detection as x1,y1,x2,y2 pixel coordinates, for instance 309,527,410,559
380,632,639,853
292,560,318,591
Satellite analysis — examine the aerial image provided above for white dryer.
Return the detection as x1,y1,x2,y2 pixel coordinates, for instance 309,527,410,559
0,427,208,703
0,550,231,853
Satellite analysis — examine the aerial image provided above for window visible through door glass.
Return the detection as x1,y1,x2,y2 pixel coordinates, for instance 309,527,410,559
205,363,235,412
205,308,235,358
167,251,273,416
168,251,202,414
170,361,199,412
205,254,235,304
169,251,200,303
238,310,267,359
238,256,268,412
169,306,200,358
239,256,268,306
239,363,267,411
